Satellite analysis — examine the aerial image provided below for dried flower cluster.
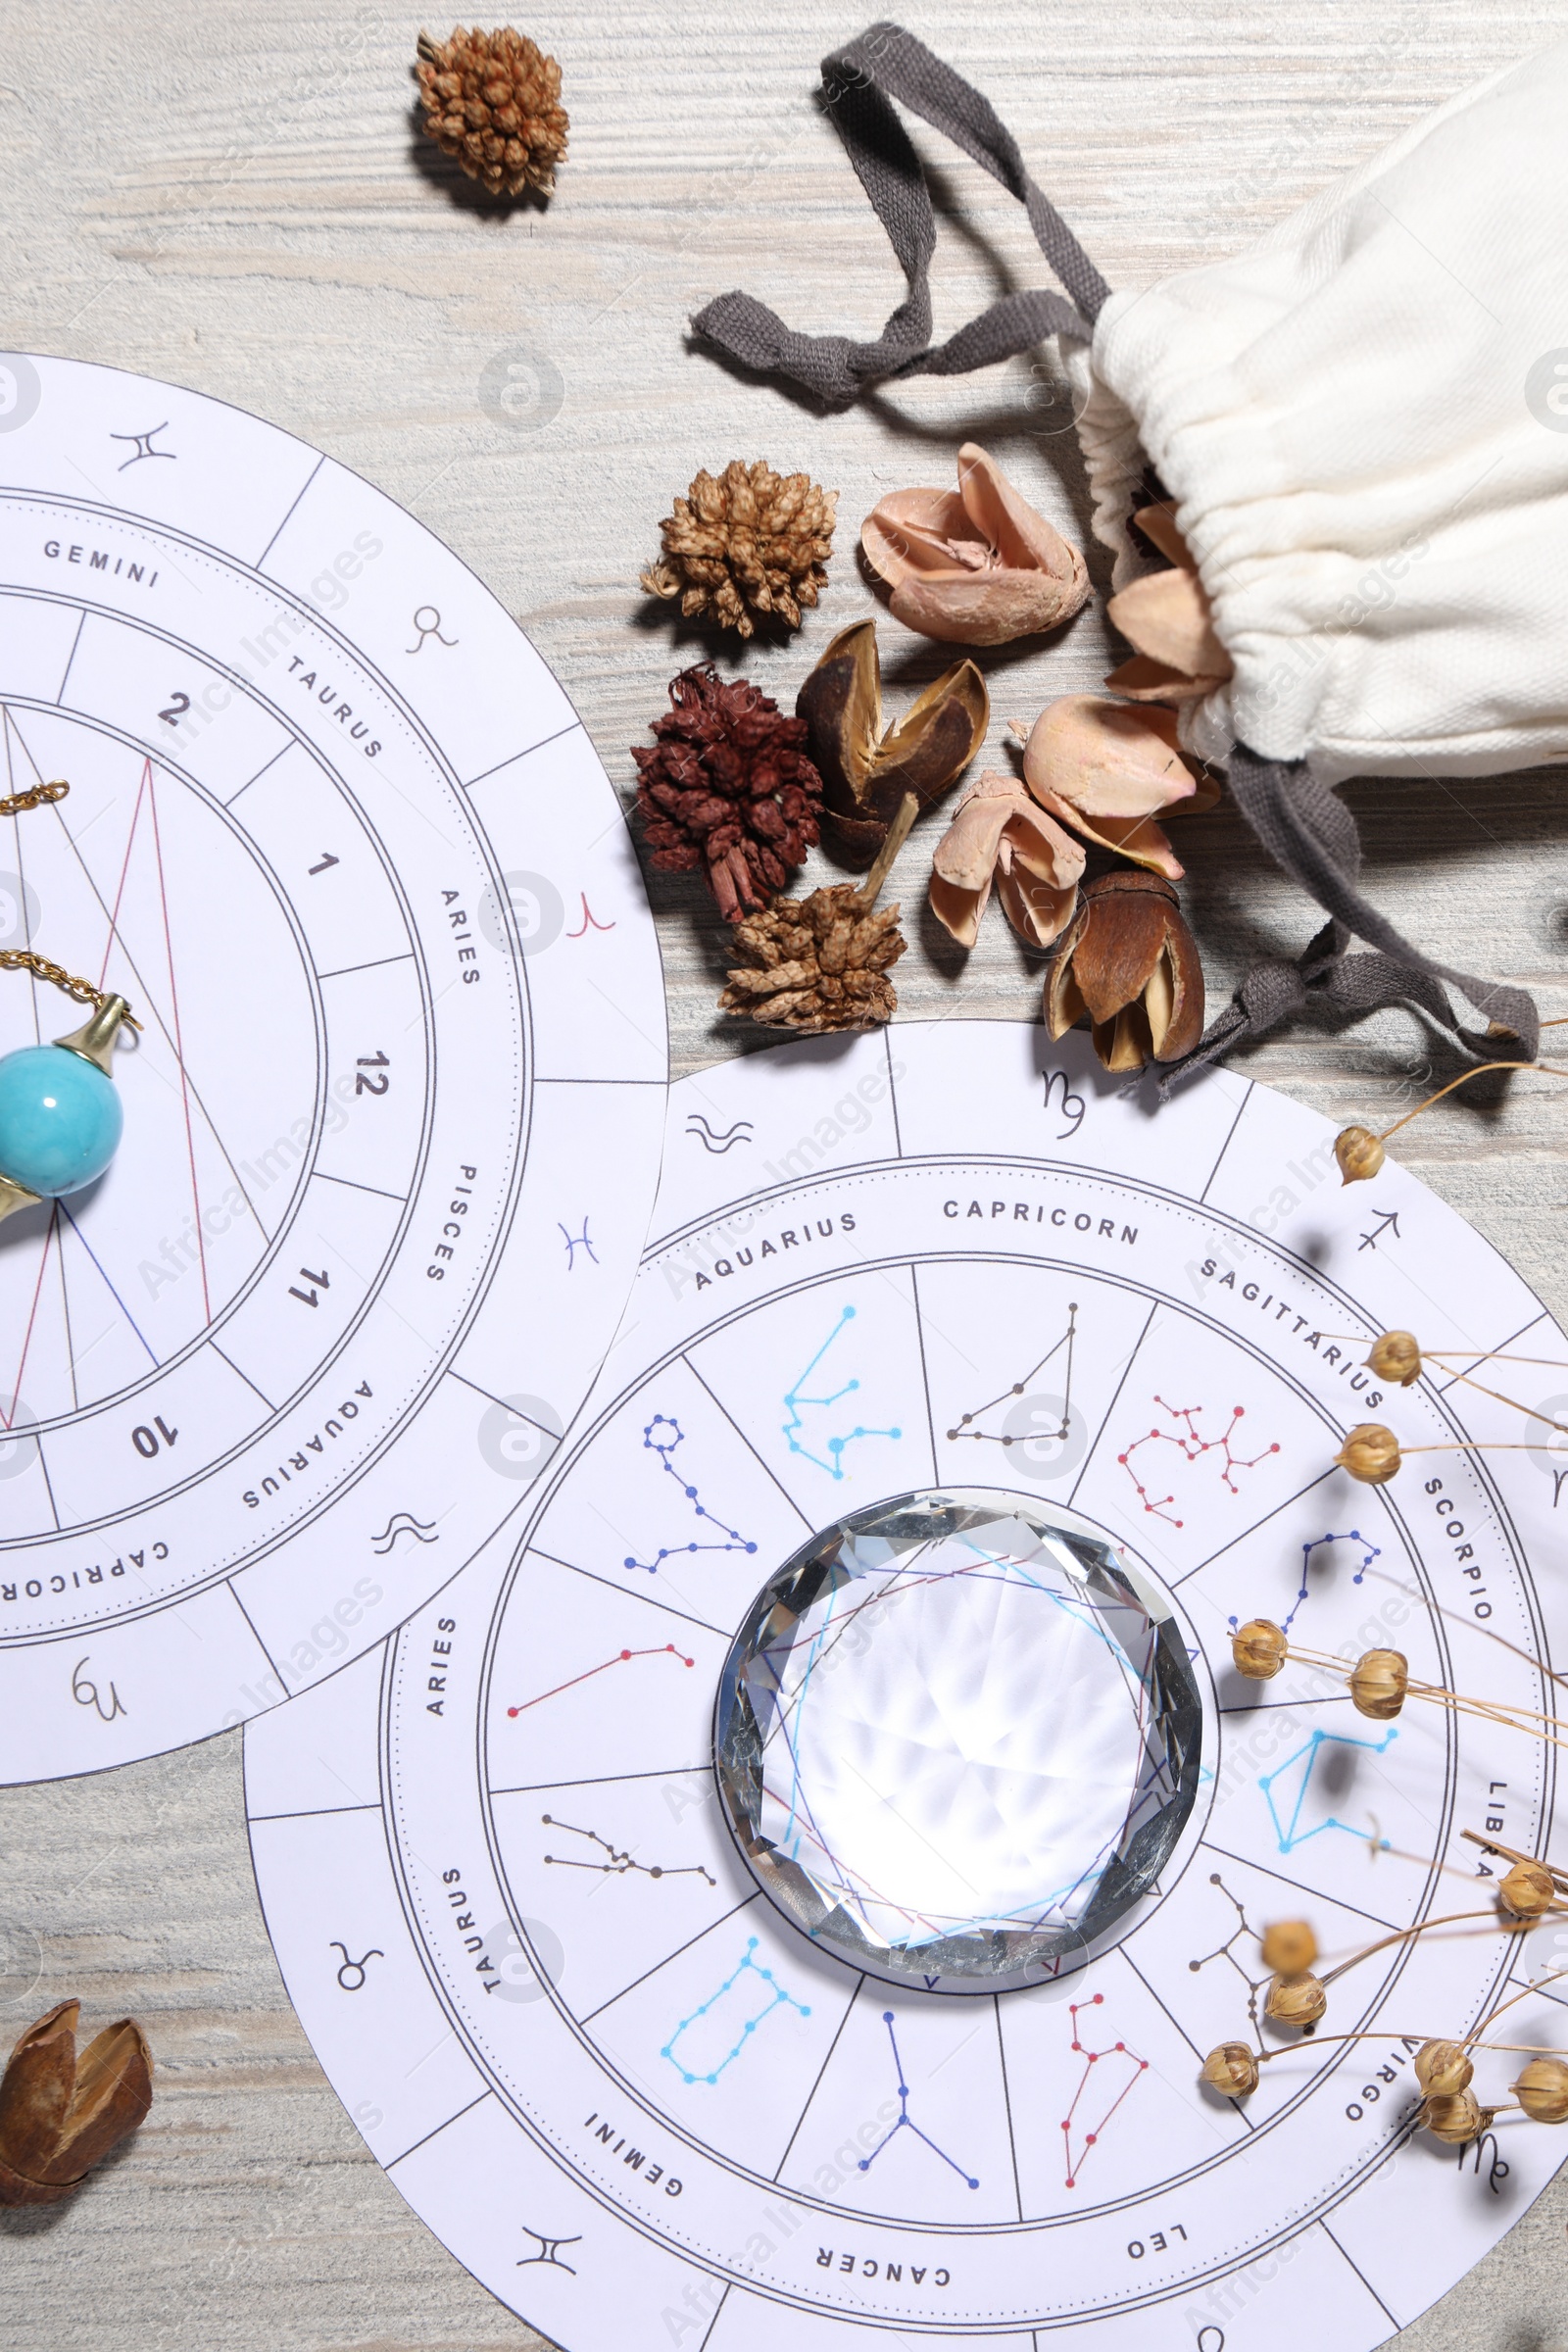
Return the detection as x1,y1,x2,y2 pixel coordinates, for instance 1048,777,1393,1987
0,2000,152,2206
1104,506,1234,705
416,26,568,197
798,620,986,866
860,445,1089,646
1194,1879,1568,2150
929,773,1085,951
641,462,836,640
632,665,823,921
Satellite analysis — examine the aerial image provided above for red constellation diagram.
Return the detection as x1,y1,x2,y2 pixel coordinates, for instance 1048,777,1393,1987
1118,1398,1280,1528
506,1643,695,1717
1061,1994,1148,2190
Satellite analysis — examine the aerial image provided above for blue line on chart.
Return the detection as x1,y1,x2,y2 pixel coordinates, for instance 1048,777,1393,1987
858,2012,979,2189
623,1414,759,1573
1228,1530,1382,1642
661,1936,809,2085
782,1305,901,1479
1261,1726,1397,1854
57,1199,159,1365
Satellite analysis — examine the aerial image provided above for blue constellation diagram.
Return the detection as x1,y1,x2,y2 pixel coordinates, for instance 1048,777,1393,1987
1261,1725,1397,1854
623,1414,759,1574
1228,1529,1382,1642
858,2012,979,2190
782,1305,901,1480
662,1937,809,2085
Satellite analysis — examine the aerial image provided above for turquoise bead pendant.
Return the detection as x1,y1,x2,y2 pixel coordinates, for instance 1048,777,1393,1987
0,998,129,1225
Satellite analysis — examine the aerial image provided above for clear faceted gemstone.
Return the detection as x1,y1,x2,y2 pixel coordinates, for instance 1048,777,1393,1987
714,1489,1201,1984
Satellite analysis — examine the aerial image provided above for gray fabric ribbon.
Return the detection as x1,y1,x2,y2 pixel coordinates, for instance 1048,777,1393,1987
691,23,1109,409
1162,748,1540,1089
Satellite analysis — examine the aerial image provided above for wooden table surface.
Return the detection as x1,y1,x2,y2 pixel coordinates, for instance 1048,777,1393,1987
4,1,1568,2342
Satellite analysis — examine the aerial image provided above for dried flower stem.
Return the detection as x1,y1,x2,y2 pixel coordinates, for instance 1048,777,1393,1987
1318,1910,1507,1988
1373,1061,1568,1148
1461,1829,1568,1893
855,793,919,910
1282,1641,1568,1754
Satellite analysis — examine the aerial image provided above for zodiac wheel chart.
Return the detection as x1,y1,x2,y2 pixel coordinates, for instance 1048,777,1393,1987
0,351,665,1780
247,1022,1568,2351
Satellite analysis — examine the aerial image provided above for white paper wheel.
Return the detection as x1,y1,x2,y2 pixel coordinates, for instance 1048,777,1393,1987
246,1021,1568,2349
0,352,665,1779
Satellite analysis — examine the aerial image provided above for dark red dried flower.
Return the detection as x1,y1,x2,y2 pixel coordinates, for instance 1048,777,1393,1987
632,664,825,922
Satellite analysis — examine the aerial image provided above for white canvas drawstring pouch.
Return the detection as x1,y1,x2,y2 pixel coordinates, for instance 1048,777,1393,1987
696,24,1567,1074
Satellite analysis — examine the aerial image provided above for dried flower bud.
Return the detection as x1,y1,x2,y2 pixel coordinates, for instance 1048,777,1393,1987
928,773,1084,951
1422,2087,1487,2145
1045,871,1204,1072
1414,2039,1474,2097
1514,2055,1568,2123
1201,2042,1259,2097
798,620,988,867
1349,1647,1408,1721
1336,1424,1400,1485
1232,1619,1288,1680
1265,1970,1327,2027
1335,1125,1386,1185
1366,1330,1421,1386
1017,696,1203,878
860,444,1090,646
1499,1859,1557,1920
1259,1921,1318,1977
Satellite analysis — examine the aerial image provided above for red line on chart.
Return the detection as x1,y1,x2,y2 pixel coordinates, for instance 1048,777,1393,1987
146,765,211,1323
5,1204,59,1431
507,1642,695,1716
1061,1994,1148,2190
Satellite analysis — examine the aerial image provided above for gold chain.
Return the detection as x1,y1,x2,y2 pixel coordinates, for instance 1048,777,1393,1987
0,778,71,819
0,780,142,1028
0,951,142,1030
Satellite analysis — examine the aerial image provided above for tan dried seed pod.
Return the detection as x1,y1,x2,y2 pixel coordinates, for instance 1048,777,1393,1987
1499,1859,1557,1919
1335,1125,1386,1184
1337,1424,1400,1485
1349,1647,1408,1721
1422,2087,1487,2145
1259,1921,1318,1977
1414,2039,1474,2097
1514,2055,1568,2122
1265,1970,1327,2027
1232,1619,1288,1680
1201,2042,1260,2097
1367,1330,1421,1386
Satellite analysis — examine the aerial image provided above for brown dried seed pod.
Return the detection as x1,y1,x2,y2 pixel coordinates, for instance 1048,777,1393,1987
1414,2039,1474,2097
1422,2087,1488,2145
1514,2055,1568,2122
798,619,987,867
1337,1424,1400,1485
1259,1921,1318,1977
1044,870,1204,1072
0,1999,153,2206
1348,1647,1408,1721
1200,2043,1260,2097
1499,1859,1557,1920
1264,1971,1327,2028
1232,1619,1288,1680
1366,1330,1421,1386
1335,1124,1386,1185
